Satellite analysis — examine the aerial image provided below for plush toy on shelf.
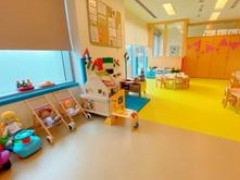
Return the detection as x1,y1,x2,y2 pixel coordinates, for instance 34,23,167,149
16,79,34,92
38,108,61,127
0,111,42,158
39,81,55,88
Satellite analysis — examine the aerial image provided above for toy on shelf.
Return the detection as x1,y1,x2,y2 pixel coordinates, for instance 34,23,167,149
104,89,139,129
25,96,74,144
53,90,91,123
0,111,42,158
40,81,55,88
0,145,11,170
139,68,146,82
17,79,34,92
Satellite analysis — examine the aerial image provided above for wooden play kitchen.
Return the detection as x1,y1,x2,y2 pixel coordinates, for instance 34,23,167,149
79,49,139,129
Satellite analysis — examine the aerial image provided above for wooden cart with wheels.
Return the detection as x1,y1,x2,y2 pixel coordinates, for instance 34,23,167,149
53,89,91,124
25,95,74,144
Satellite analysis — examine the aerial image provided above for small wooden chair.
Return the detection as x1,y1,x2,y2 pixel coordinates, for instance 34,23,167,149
222,87,237,109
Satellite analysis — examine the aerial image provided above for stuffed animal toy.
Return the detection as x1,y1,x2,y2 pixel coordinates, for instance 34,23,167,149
38,108,60,127
63,99,80,116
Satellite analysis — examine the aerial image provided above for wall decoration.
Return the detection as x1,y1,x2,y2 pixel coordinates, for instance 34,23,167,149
206,44,215,53
193,40,201,50
87,0,122,48
219,38,228,47
184,35,240,79
229,41,240,50
169,45,180,56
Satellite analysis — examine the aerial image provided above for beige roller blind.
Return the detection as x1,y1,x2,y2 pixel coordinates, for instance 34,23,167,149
0,0,70,50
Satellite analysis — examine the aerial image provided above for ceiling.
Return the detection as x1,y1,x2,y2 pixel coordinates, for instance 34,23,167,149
125,0,240,23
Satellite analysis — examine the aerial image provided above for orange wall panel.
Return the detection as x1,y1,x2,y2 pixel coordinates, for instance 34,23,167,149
185,35,240,79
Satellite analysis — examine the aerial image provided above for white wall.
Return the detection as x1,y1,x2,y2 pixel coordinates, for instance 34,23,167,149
66,0,126,82
125,10,148,46
148,56,182,69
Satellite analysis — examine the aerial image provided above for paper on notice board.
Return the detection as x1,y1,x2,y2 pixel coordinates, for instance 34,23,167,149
90,26,99,42
98,1,106,15
89,0,97,7
109,27,116,38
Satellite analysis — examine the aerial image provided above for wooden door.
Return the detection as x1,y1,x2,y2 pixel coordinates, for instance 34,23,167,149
196,37,212,78
226,35,240,77
184,38,200,77
209,36,229,79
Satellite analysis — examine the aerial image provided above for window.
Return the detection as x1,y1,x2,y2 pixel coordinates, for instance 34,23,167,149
166,22,184,57
188,22,240,37
153,25,164,57
126,45,148,79
150,20,187,58
0,50,74,97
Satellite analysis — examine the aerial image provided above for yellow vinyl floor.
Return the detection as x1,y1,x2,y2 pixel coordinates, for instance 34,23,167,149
139,78,240,142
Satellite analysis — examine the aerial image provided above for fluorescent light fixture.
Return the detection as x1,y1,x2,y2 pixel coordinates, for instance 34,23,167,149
209,12,221,21
214,0,229,10
163,3,176,16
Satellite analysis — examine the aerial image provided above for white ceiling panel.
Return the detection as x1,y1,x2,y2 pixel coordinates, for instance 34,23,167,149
125,0,240,23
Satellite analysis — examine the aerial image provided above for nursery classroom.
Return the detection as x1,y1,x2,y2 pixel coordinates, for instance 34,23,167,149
1,0,240,179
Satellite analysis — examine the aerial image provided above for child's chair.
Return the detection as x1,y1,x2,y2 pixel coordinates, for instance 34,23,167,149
25,96,74,144
222,87,237,109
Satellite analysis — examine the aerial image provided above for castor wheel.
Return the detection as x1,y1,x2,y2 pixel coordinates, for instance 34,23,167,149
68,122,76,131
2,160,12,170
46,136,54,144
133,122,139,129
86,113,91,119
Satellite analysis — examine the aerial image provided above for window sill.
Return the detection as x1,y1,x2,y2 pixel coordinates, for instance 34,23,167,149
0,82,79,106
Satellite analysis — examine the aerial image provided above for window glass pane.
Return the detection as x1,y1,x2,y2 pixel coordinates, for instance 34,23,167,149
153,25,164,57
0,50,73,97
188,22,240,37
166,22,183,57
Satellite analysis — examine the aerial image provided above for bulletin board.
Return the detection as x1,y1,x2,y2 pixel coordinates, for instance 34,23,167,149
87,0,122,48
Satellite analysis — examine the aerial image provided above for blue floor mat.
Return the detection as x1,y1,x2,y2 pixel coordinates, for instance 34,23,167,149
125,95,150,112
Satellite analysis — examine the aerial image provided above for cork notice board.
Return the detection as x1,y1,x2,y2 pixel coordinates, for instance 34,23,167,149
87,0,122,48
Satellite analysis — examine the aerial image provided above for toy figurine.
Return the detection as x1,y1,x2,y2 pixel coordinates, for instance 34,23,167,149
38,108,61,127
63,99,80,116
0,111,42,158
16,79,34,92
139,68,145,82
16,80,21,88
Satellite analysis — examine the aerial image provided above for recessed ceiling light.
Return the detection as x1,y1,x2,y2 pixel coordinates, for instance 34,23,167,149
163,3,176,16
209,12,221,21
214,0,229,10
